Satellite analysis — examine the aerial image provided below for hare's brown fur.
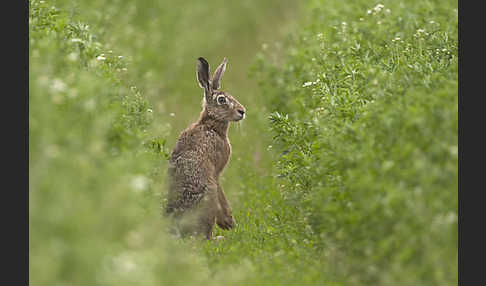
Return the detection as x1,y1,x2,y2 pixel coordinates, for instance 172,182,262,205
166,57,245,239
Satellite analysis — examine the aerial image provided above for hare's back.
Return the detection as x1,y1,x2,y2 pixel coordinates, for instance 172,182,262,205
169,127,216,183
167,146,215,214
171,127,209,163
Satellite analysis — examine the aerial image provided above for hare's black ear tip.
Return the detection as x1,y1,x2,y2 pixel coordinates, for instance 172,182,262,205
198,57,207,63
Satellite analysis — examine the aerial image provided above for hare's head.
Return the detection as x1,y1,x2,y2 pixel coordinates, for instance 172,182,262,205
197,57,246,122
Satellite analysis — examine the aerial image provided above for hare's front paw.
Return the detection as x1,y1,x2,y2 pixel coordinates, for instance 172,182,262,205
217,215,235,230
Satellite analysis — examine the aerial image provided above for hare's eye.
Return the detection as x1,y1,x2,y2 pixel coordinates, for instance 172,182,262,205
217,95,227,105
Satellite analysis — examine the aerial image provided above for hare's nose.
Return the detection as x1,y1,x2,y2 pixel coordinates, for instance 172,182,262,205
237,109,245,116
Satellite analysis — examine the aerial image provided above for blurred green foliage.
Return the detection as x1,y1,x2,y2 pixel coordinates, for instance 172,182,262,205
30,0,457,285
29,2,207,286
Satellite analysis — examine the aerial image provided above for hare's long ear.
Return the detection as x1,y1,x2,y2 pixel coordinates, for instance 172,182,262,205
197,57,210,92
211,57,227,90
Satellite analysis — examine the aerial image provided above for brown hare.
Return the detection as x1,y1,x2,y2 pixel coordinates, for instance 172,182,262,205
166,57,246,240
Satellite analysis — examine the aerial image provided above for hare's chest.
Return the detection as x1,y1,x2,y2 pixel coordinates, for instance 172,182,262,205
213,136,231,175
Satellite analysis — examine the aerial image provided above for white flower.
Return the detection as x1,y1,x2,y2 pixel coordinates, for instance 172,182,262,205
303,78,321,88
112,253,137,274
96,54,106,61
368,4,385,15
170,113,176,117
131,175,149,193
52,78,66,92
374,4,384,12
67,52,78,62
147,108,153,113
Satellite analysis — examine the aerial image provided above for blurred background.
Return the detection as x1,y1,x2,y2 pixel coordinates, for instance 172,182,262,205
29,0,457,285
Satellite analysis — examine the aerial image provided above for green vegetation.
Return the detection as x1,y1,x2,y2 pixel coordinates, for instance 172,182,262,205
254,0,458,284
29,0,457,285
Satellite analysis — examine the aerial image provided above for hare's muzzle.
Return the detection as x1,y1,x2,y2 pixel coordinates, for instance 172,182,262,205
237,109,245,120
